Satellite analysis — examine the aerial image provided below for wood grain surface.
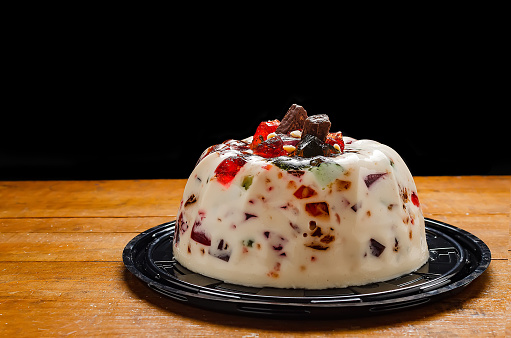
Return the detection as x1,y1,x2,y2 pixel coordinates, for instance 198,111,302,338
0,177,509,336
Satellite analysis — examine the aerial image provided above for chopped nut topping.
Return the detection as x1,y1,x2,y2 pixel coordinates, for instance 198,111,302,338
283,145,296,153
266,132,277,140
290,130,302,138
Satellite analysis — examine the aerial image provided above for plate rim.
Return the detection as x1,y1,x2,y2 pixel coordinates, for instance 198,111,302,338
122,218,491,316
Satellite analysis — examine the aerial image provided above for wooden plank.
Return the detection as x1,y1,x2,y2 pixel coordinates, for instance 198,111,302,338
0,232,135,262
414,176,510,216
507,251,511,337
0,260,506,336
0,179,187,218
0,217,172,233
419,190,509,215
414,176,511,190
0,218,172,262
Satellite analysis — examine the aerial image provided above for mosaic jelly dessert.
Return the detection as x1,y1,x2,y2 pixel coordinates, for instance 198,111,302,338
173,104,429,289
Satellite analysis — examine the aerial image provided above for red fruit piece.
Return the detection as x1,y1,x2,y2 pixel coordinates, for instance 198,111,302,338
214,156,247,187
293,185,317,199
325,132,345,152
411,191,420,207
253,135,287,158
251,119,280,149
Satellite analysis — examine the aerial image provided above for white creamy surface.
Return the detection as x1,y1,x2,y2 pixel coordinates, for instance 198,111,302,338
173,137,429,289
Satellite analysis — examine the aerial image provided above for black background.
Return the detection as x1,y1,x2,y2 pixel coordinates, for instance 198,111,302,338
2,84,507,180
1,25,508,180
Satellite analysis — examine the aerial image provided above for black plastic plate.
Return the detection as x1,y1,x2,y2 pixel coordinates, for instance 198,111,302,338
123,218,491,318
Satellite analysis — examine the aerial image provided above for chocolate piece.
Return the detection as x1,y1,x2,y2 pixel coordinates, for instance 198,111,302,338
295,134,338,158
275,104,308,134
301,114,331,142
295,134,324,158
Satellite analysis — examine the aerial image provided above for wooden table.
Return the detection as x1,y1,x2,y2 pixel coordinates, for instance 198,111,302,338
1,176,509,336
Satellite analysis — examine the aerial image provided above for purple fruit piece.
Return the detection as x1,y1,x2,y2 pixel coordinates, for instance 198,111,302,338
190,227,211,246
190,216,211,246
364,173,387,188
209,239,231,262
369,238,385,257
245,213,257,220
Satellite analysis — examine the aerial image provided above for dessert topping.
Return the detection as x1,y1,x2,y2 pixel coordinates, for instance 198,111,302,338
253,135,288,158
275,104,308,134
295,134,338,158
266,132,277,140
282,145,296,153
290,130,302,138
204,105,344,170
325,131,345,152
251,119,280,149
301,114,331,142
